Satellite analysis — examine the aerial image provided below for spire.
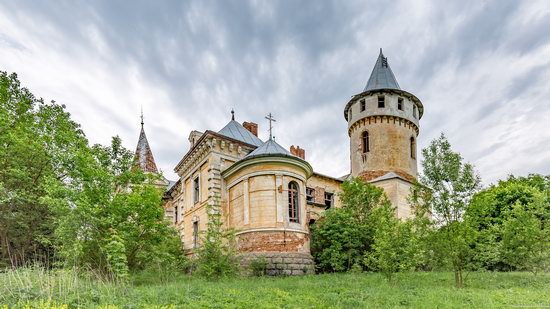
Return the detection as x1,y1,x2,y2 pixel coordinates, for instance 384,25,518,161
364,49,400,91
134,112,159,173
231,108,235,120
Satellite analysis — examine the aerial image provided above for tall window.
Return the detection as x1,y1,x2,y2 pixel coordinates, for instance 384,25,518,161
378,95,385,108
398,98,403,110
193,177,200,204
174,205,178,224
288,181,299,223
410,137,416,159
362,131,369,153
306,187,315,204
360,99,366,112
324,192,334,209
193,221,199,248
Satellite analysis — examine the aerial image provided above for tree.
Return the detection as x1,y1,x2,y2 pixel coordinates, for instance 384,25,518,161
364,204,425,282
311,178,391,272
0,71,87,268
195,197,239,279
411,133,481,288
466,174,550,271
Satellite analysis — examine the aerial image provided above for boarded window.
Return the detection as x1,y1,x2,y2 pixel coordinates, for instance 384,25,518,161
360,99,366,112
288,181,300,223
362,131,369,153
378,96,385,108
324,192,334,209
398,98,403,110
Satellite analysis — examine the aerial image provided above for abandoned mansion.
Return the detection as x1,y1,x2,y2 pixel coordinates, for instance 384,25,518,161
133,50,424,274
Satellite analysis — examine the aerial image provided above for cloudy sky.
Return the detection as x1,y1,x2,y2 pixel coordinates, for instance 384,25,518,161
1,0,549,184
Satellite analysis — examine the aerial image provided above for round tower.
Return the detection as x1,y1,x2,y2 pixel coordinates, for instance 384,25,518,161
344,49,423,182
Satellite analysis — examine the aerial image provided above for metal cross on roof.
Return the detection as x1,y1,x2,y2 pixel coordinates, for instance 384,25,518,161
265,112,276,140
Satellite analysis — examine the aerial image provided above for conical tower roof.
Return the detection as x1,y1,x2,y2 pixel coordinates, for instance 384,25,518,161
134,122,159,173
364,49,400,91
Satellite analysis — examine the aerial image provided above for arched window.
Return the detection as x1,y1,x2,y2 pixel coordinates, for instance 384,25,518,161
410,137,416,159
288,181,300,223
362,131,369,153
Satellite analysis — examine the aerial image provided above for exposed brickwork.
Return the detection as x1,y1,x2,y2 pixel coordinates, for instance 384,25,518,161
242,121,258,137
313,186,325,204
237,231,309,253
290,145,305,159
239,252,315,276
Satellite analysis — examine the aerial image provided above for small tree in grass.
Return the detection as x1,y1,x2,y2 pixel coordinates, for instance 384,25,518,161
410,133,481,288
195,197,239,279
365,205,426,282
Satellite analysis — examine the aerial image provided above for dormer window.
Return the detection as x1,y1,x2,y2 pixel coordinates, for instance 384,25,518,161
360,99,366,112
378,96,385,108
398,98,403,110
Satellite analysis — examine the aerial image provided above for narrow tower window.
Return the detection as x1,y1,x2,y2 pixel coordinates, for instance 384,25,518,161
288,181,300,223
410,137,416,159
378,96,385,108
348,107,352,120
360,99,366,112
362,131,369,153
398,98,403,110
413,105,417,119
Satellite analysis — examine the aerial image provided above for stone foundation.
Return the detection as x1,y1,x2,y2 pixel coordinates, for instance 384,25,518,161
239,252,315,276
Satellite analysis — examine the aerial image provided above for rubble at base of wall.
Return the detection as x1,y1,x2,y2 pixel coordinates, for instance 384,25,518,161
238,252,315,276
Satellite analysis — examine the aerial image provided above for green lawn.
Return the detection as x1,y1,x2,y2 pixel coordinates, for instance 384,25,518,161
1,269,549,308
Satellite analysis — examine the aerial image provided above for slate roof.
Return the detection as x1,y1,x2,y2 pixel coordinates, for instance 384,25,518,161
364,49,400,91
245,138,292,158
218,120,263,147
134,125,159,173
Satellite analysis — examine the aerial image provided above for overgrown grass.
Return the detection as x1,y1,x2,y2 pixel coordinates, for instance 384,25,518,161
1,268,549,308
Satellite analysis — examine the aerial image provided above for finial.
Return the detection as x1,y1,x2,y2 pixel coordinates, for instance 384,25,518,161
231,109,235,121
140,105,144,127
380,47,383,55
265,112,276,140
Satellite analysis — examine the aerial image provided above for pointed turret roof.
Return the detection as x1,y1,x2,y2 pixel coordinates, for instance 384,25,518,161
134,121,159,173
364,49,400,91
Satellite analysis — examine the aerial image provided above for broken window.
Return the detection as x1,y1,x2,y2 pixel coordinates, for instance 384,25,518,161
360,99,366,112
378,95,385,108
324,192,334,209
398,98,403,110
288,181,300,223
362,131,369,153
306,187,315,204
193,177,200,204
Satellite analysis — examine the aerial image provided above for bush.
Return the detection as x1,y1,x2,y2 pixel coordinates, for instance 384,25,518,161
249,257,268,276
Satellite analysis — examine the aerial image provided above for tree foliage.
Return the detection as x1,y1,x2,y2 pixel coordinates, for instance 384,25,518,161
195,197,239,279
0,71,184,277
411,133,481,287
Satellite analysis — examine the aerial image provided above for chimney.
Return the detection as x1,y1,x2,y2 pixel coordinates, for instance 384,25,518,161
242,121,258,137
290,145,305,160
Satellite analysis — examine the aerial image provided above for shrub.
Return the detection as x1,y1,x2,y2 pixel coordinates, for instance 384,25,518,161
249,257,268,276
